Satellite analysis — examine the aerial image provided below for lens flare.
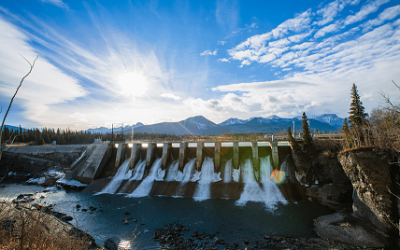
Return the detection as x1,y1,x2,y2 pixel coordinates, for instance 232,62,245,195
270,169,286,185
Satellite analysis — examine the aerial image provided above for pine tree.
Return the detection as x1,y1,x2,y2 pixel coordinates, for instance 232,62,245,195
341,117,352,149
348,83,368,128
301,112,314,152
348,83,368,147
288,127,300,152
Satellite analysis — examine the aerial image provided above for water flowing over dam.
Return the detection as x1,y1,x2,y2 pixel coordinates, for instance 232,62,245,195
87,141,303,206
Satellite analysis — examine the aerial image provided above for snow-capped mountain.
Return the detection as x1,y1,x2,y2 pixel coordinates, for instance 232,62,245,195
182,116,218,130
87,122,144,134
311,114,344,129
87,114,343,135
218,118,248,126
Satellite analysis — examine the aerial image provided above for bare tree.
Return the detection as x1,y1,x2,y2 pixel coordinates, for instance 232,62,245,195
380,81,400,113
0,55,39,162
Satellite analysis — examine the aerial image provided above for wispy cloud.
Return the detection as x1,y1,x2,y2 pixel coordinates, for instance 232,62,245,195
0,16,85,127
40,0,68,9
218,40,227,45
344,0,390,26
361,5,400,31
161,93,181,100
218,58,229,62
314,0,360,26
200,49,218,56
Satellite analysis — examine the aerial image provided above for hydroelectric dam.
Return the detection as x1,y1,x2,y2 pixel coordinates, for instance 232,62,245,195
77,141,304,204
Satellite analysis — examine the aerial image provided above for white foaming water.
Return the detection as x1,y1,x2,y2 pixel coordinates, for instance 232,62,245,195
190,170,200,182
165,161,179,181
213,172,222,182
236,157,287,209
260,156,287,205
181,158,196,183
193,157,214,201
175,159,197,197
232,168,240,182
127,158,162,198
224,160,232,183
155,168,166,181
98,159,131,194
130,160,146,180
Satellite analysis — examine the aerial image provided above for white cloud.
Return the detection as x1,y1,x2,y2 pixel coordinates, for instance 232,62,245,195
344,0,390,26
0,16,85,128
200,49,218,56
218,41,227,45
161,93,181,100
314,0,359,26
41,0,68,9
314,23,341,38
271,10,312,38
361,5,400,31
218,58,229,62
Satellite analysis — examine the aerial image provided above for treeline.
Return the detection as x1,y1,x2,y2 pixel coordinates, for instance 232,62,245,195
1,127,102,145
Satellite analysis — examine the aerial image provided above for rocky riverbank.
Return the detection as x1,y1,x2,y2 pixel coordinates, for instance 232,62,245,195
152,221,386,250
287,147,400,249
0,200,97,249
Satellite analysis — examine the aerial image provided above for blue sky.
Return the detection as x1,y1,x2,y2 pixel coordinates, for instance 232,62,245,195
1,0,399,130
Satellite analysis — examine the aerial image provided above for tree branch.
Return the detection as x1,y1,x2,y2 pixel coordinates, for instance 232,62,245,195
0,55,38,163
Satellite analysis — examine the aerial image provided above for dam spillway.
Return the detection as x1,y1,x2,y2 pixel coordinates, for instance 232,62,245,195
88,141,301,205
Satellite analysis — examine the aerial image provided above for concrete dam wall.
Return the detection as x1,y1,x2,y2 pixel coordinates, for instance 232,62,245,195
86,142,303,204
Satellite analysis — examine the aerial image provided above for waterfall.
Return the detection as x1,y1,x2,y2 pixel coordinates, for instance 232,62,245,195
165,160,179,181
130,160,146,180
260,156,287,205
181,158,196,183
97,159,131,194
223,159,232,183
174,159,196,197
155,168,166,181
193,157,214,201
127,158,162,198
236,157,286,209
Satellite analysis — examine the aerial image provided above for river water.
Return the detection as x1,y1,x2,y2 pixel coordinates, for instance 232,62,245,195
0,183,332,249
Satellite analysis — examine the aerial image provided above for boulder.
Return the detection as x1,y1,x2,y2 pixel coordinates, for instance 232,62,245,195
104,238,118,250
314,212,386,248
338,149,398,241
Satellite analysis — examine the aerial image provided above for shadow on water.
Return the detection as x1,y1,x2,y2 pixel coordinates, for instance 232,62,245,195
0,184,332,249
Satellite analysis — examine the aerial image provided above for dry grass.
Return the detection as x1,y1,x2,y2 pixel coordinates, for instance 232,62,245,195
0,201,94,250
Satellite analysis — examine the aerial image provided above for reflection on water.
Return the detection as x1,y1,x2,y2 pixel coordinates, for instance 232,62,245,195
0,183,332,249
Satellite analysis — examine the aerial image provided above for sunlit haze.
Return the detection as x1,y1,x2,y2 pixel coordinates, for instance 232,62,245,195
1,0,399,130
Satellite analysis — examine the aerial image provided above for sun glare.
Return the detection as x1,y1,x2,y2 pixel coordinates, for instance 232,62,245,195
118,72,148,97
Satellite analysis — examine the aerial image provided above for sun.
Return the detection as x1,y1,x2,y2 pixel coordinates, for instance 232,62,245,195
117,72,148,97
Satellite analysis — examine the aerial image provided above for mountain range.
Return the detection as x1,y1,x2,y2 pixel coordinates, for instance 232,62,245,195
87,114,344,135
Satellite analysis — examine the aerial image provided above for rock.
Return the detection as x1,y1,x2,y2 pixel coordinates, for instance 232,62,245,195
263,235,271,240
89,206,97,211
81,208,87,212
76,204,81,209
124,211,130,215
191,231,198,238
244,239,249,245
305,183,352,210
314,212,386,248
104,238,118,250
214,237,224,245
338,149,398,245
0,201,97,248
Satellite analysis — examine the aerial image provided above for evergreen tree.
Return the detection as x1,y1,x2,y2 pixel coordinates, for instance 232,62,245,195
301,112,314,152
287,127,300,152
348,83,368,128
341,117,352,149
348,83,368,147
